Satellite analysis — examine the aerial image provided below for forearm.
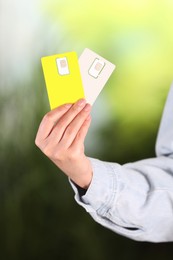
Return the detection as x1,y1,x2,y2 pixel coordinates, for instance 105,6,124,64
70,156,173,242
70,84,173,242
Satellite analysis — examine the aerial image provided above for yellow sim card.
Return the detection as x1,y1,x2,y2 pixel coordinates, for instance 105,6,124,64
41,51,85,110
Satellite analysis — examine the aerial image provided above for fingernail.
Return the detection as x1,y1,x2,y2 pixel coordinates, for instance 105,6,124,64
84,103,91,111
77,99,86,106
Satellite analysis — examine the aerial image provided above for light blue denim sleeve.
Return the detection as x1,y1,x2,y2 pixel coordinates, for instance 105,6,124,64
70,83,173,242
156,83,173,158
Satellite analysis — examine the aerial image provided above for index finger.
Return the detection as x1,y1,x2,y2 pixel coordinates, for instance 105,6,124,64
36,103,72,141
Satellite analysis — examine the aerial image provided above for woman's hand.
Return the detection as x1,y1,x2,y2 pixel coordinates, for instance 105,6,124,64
35,99,93,189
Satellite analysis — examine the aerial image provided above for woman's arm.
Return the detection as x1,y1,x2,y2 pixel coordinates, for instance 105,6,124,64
35,84,173,242
70,84,173,242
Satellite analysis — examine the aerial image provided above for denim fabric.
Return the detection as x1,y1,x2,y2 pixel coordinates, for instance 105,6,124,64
70,83,173,242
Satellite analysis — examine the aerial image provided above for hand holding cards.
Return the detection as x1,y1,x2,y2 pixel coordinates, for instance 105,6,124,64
41,48,116,109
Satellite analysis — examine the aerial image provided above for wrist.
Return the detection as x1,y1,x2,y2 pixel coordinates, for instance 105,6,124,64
70,156,93,189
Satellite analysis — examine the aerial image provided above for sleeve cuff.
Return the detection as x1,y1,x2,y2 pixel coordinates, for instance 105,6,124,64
69,157,120,214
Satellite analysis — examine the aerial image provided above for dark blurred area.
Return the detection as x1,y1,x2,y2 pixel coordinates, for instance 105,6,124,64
1,0,173,259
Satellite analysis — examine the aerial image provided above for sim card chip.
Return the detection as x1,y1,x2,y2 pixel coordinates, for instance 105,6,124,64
88,58,105,78
56,57,70,75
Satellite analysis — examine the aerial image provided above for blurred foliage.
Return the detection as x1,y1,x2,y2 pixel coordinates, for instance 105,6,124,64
1,0,173,259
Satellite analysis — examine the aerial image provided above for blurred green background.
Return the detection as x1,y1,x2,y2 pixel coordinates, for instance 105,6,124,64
1,0,173,259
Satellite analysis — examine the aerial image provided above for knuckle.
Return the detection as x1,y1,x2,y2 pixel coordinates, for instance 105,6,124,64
43,146,53,158
76,131,82,140
43,112,53,122
57,119,65,129
35,135,43,148
66,126,74,136
35,137,39,147
51,127,60,137
72,104,80,113
58,105,67,112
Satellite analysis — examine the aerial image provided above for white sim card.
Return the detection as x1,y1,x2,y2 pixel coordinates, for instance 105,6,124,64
56,57,70,75
79,48,116,105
